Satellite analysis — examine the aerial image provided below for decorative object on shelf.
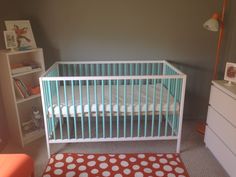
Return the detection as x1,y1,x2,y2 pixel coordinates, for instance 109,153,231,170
21,107,43,134
203,0,227,79
224,62,236,84
5,20,37,50
30,85,40,95
3,30,18,51
32,106,43,129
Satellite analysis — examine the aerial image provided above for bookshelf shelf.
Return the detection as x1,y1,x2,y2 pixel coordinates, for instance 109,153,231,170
23,128,44,145
16,94,41,104
0,48,45,147
12,68,42,78
2,48,42,56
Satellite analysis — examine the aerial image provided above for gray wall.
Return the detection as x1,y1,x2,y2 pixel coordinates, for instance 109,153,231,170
219,0,236,72
1,0,236,120
0,0,23,48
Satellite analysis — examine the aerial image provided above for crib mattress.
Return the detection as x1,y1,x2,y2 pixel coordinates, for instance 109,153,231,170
48,84,179,117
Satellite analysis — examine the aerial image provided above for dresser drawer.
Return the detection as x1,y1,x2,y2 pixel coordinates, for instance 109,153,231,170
205,127,236,177
209,85,236,127
207,106,236,155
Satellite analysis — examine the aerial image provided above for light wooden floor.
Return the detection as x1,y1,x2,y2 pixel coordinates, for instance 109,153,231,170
2,120,229,177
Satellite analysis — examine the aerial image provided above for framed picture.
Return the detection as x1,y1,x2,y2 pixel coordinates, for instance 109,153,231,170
3,31,18,50
5,20,37,50
224,62,236,84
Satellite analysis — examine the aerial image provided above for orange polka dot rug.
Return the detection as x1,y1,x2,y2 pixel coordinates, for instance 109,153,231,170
42,153,189,177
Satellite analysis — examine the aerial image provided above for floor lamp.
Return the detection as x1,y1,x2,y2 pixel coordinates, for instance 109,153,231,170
197,0,228,135
203,0,228,80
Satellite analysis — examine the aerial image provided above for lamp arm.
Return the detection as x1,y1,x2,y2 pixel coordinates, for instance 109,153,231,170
221,0,227,22
213,0,227,79
213,25,224,79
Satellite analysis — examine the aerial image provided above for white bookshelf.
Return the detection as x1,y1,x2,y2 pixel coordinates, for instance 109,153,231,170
0,48,45,147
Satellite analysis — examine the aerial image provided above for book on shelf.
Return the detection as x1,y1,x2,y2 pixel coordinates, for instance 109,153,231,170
13,79,31,98
14,81,25,98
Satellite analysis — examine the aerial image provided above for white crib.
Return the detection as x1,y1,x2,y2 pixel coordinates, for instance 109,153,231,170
40,60,186,157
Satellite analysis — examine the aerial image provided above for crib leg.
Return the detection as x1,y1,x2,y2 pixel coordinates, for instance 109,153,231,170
46,135,51,159
176,138,181,153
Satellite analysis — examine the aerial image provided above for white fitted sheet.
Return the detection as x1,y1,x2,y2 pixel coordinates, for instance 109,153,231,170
48,84,179,117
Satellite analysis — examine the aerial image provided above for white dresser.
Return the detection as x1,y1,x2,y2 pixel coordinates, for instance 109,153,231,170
205,80,236,177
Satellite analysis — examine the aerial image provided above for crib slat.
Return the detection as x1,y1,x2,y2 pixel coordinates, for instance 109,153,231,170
131,79,134,137
43,82,51,139
94,80,99,138
71,80,77,139
79,64,83,76
152,64,155,84
102,80,105,138
43,82,49,132
85,64,89,76
116,79,119,138
178,79,182,102
144,79,149,137
113,64,116,84
146,63,149,75
124,79,127,138
79,80,84,139
165,79,171,136
151,79,157,136
63,80,70,139
102,64,105,76
158,63,161,75
138,79,142,137
73,64,76,76
96,64,99,76
177,80,182,133
119,64,122,84
56,81,63,139
124,64,127,82
141,63,144,76
108,64,111,85
109,80,113,138
119,63,122,76
91,64,94,76
172,79,179,136
158,79,164,136
63,64,66,76
108,64,111,76
129,63,132,85
113,63,116,77
96,64,100,85
90,65,94,85
152,63,155,76
48,81,56,140
86,80,92,138
135,63,138,84
68,64,71,76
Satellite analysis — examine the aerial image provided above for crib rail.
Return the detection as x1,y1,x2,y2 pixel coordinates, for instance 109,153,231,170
40,60,186,157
